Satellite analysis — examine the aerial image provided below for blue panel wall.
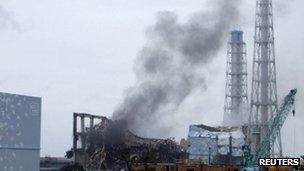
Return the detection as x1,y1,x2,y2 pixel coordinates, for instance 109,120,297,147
0,92,41,171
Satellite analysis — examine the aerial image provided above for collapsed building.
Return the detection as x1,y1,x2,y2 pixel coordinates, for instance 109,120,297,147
72,113,185,170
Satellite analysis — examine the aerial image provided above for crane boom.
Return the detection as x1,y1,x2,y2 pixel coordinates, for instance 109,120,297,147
245,89,297,166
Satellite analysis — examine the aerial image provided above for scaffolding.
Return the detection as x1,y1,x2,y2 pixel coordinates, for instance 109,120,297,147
223,30,248,126
249,0,280,156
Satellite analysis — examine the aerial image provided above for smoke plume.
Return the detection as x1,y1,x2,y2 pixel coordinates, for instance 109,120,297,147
0,4,19,30
112,0,241,137
275,0,295,17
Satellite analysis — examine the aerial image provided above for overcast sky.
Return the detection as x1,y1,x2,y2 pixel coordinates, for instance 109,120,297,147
0,0,303,157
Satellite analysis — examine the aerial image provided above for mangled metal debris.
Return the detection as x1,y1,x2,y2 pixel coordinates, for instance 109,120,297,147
71,113,184,170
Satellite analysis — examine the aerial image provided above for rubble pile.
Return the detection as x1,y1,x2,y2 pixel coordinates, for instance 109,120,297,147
82,117,184,170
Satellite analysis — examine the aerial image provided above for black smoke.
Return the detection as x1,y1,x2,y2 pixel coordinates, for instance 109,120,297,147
112,0,241,137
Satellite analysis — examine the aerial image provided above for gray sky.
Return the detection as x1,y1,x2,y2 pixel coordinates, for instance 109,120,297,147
0,0,303,157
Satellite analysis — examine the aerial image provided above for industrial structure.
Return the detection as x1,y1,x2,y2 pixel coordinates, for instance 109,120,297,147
72,113,184,170
132,162,242,171
72,87,297,170
244,89,297,167
73,113,104,169
187,124,245,165
67,0,299,169
40,157,73,171
0,92,41,171
0,0,301,170
223,30,248,126
62,0,301,168
248,0,280,156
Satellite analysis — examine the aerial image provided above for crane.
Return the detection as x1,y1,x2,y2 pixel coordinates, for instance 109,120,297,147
244,89,298,167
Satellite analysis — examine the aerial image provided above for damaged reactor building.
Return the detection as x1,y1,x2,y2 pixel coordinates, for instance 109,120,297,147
187,124,245,165
68,30,250,169
71,113,185,170
66,1,287,168
187,30,248,166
